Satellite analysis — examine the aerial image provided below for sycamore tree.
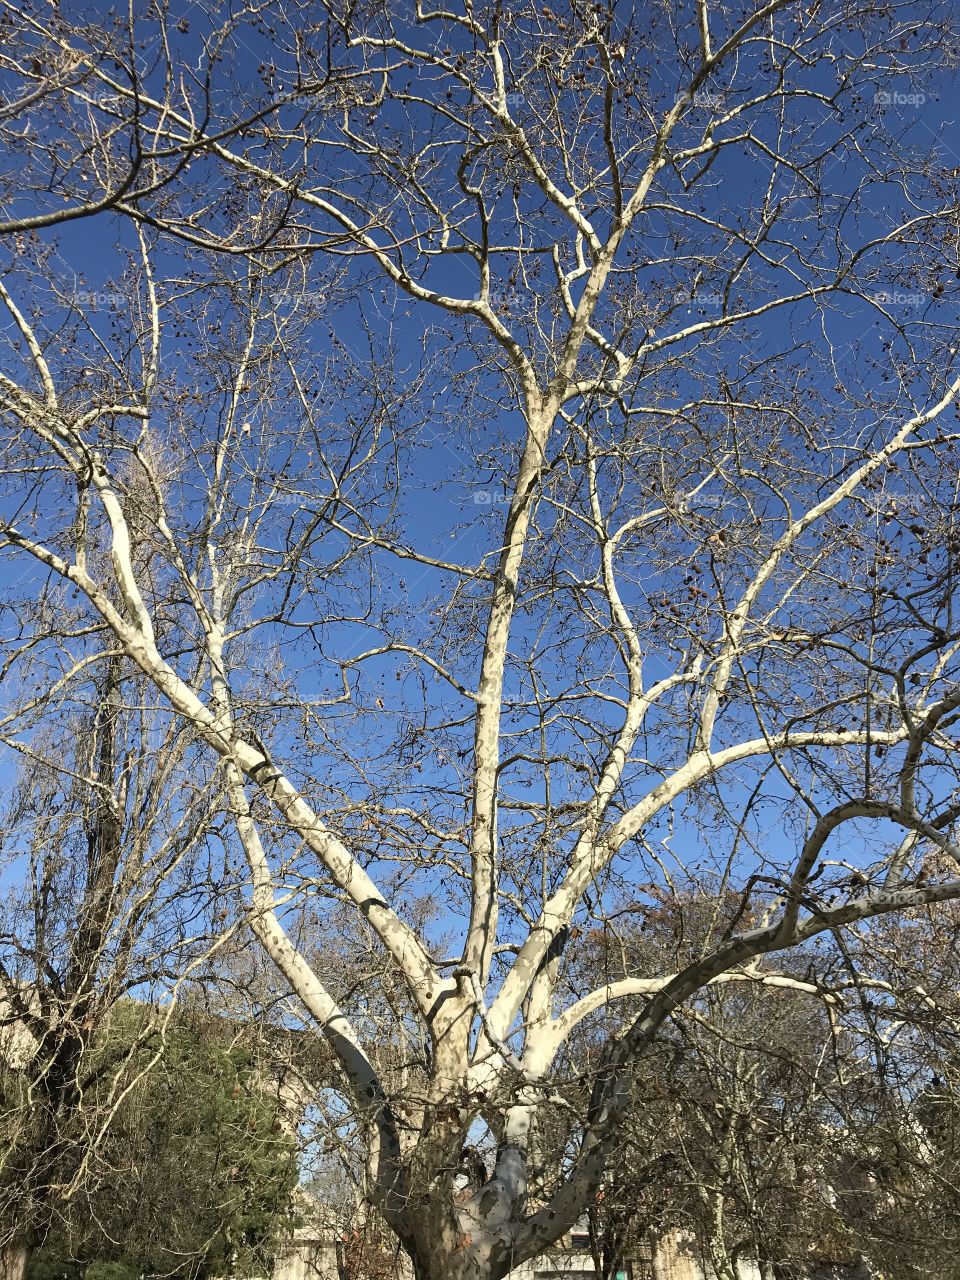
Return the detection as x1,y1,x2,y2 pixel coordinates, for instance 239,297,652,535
4,2,960,1278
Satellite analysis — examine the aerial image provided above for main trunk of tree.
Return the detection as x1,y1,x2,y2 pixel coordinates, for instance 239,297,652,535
0,1240,29,1280
409,1251,496,1280
396,1208,511,1280
396,1195,514,1280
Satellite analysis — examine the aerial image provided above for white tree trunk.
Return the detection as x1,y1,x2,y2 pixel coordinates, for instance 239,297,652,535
0,1241,29,1280
651,1231,706,1280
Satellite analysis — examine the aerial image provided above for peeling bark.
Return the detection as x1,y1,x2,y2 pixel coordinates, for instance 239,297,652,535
0,1240,29,1280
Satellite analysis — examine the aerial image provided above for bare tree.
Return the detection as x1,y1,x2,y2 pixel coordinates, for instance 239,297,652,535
4,3,960,1278
808,900,960,1280
564,902,960,1280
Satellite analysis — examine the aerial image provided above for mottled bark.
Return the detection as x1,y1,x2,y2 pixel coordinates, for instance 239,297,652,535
0,1240,29,1280
405,1224,512,1280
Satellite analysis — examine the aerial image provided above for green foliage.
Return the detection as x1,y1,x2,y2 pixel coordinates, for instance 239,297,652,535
26,1005,300,1280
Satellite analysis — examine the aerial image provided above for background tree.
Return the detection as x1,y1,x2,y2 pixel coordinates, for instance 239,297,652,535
558,894,849,1280
568,897,960,1280
814,901,960,1280
0,654,224,1280
24,1002,301,1280
4,3,960,1279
